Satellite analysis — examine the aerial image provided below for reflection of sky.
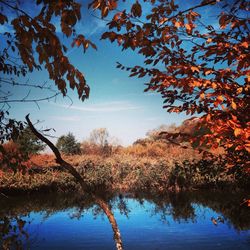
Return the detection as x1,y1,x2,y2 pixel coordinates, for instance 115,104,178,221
0,1,236,145
20,198,250,250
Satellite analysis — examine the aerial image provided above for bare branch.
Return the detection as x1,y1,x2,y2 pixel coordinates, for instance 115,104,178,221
0,0,34,20
0,78,58,93
0,92,61,104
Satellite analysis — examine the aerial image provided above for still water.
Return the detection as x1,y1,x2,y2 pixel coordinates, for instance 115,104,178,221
0,191,249,249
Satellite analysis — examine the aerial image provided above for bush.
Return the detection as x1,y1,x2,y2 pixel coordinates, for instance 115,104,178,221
0,141,28,172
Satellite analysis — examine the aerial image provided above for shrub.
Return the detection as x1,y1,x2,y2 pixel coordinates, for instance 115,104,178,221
0,141,28,172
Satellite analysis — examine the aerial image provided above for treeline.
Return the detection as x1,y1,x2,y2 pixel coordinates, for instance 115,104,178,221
0,119,220,172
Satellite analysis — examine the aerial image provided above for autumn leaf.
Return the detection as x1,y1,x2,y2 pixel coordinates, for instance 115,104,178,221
211,82,217,89
91,1,101,10
241,41,248,48
175,21,181,28
0,13,8,24
131,1,142,17
234,128,242,137
206,38,212,44
236,87,243,94
219,14,228,29
102,6,109,18
231,101,237,110
185,23,192,32
200,93,205,100
217,95,224,102
191,66,199,73
205,69,213,75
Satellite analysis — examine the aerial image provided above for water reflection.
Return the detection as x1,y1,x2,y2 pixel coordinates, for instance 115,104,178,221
1,191,249,249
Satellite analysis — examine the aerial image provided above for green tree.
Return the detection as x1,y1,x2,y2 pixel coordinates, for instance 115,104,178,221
56,132,81,155
15,126,45,156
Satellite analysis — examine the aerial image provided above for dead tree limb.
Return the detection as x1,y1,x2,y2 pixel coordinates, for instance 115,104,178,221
25,114,123,250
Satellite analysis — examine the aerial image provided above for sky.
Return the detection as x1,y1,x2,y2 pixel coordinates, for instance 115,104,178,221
0,0,226,145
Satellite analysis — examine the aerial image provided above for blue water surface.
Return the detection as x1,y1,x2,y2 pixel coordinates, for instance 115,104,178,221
16,197,249,250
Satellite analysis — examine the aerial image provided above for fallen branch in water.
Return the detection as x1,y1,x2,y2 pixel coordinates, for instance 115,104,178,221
25,114,123,250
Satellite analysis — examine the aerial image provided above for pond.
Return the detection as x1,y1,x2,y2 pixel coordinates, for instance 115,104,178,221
0,191,249,249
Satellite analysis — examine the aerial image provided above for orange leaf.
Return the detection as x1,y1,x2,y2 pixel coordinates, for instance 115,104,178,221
206,38,212,44
200,93,205,100
217,95,224,102
185,23,191,31
234,128,242,137
75,40,81,47
206,114,211,122
236,87,243,94
231,101,237,110
205,69,213,75
241,41,248,48
191,66,199,73
231,115,237,121
175,22,181,28
211,82,217,89
219,14,228,29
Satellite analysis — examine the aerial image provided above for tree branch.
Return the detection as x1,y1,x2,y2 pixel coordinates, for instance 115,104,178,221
159,0,217,27
0,93,60,104
0,0,34,20
0,78,57,92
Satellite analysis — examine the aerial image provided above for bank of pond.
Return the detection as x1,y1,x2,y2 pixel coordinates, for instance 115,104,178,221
1,157,249,195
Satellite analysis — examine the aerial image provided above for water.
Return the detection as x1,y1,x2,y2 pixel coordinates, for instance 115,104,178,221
1,191,249,249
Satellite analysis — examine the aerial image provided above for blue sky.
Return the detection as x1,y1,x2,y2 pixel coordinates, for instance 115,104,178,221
1,0,226,145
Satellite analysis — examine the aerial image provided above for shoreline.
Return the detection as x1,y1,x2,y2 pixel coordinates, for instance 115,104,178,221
1,154,249,197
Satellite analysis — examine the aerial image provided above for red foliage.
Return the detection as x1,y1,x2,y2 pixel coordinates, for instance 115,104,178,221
0,141,29,172
27,154,56,168
90,0,249,169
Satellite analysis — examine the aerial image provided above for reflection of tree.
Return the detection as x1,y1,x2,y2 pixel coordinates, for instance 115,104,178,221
116,195,131,218
190,191,250,231
135,191,250,231
0,215,29,250
142,192,196,224
1,191,250,249
169,192,196,222
0,193,125,250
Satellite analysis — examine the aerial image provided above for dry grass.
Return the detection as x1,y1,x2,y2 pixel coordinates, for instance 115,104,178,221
121,141,198,160
2,140,245,195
